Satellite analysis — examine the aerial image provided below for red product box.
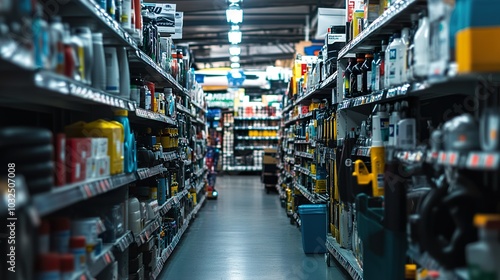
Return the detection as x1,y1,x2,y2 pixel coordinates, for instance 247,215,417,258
301,105,309,115
66,138,92,183
54,133,66,186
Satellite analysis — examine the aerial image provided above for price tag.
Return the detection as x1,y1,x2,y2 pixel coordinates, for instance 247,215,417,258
438,152,447,164
484,154,498,169
448,152,458,166
84,184,92,198
104,252,112,264
467,153,481,169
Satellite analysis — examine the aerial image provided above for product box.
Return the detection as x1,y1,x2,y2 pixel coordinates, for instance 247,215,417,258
96,156,111,177
143,3,176,33
171,11,183,39
55,133,66,186
263,155,278,165
263,148,277,154
86,157,97,179
96,138,108,157
66,138,92,183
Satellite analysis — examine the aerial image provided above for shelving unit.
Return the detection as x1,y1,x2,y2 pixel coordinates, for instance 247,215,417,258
274,0,500,279
0,2,209,279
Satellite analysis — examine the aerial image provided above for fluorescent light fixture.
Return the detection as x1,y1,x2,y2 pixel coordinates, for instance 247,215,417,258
230,56,240,63
228,26,242,44
226,4,243,24
231,62,241,68
228,0,242,4
229,45,241,56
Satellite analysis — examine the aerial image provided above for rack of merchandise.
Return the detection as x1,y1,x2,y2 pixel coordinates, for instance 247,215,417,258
278,1,500,279
226,107,281,172
0,2,208,280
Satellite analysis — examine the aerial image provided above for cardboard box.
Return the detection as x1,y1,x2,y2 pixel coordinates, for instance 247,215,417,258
263,155,278,164
96,138,108,157
66,138,91,183
263,148,277,154
86,157,97,179
96,156,110,177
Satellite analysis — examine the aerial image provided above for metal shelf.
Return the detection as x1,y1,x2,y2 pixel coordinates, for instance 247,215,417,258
195,181,205,193
295,151,314,159
296,71,338,105
176,103,192,116
234,116,281,121
191,101,207,113
33,172,137,217
294,183,328,204
196,117,206,125
407,245,468,280
295,140,311,145
283,103,294,113
132,108,177,126
151,195,206,280
0,69,134,111
113,231,134,253
236,136,279,141
89,244,116,277
293,212,302,227
234,126,280,131
137,165,167,181
225,166,262,171
159,189,189,217
135,218,161,246
338,0,424,59
326,235,363,280
235,146,276,151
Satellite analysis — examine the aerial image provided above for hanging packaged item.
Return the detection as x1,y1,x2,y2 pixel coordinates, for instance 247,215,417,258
428,0,454,77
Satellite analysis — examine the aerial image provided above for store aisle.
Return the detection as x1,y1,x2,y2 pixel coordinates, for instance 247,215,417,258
159,175,349,280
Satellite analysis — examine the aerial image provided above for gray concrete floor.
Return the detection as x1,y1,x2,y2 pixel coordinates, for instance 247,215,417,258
159,175,350,280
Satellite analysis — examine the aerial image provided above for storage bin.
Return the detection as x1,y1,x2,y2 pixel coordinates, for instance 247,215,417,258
298,204,327,254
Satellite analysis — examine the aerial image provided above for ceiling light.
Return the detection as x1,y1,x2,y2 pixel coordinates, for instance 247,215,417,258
228,26,242,44
231,62,241,68
229,45,241,56
226,4,243,24
230,56,240,63
228,0,242,4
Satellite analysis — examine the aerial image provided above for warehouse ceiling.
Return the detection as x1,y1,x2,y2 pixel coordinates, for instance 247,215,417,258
162,0,344,69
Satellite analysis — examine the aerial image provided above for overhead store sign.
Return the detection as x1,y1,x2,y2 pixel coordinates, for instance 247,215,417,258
143,2,176,33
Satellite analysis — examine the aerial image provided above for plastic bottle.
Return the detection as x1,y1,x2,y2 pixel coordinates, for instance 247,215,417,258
113,110,134,173
370,49,379,92
49,16,65,74
413,11,430,79
400,28,411,83
36,253,60,280
377,104,390,145
350,56,365,97
63,24,76,80
466,214,500,280
117,47,130,99
104,47,120,94
91,33,107,91
389,102,401,146
384,36,393,88
121,0,132,29
362,53,374,95
106,0,115,18
375,41,386,91
396,101,416,149
406,14,420,82
388,33,404,86
32,4,50,70
69,236,86,271
344,58,354,98
72,27,94,85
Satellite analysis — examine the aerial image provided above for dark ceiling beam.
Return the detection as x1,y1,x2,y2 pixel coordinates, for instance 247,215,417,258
195,52,294,63
185,38,302,47
183,18,305,27
185,12,308,16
